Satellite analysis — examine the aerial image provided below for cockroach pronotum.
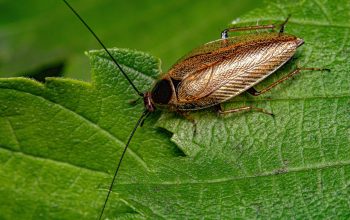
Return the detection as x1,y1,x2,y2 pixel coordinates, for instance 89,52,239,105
62,1,329,219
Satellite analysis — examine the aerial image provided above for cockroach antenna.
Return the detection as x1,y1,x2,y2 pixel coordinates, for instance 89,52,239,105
62,0,143,97
62,1,147,219
98,109,148,220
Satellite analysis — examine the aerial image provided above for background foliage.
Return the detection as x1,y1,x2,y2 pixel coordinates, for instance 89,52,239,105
0,0,350,219
0,0,261,79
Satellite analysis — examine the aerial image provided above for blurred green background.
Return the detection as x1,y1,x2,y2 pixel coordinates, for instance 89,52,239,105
0,0,263,81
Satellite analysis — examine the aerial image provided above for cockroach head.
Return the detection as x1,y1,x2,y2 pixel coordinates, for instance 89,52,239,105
143,92,155,112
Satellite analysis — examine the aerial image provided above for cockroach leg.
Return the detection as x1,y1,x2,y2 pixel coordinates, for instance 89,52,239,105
279,14,291,35
247,67,330,96
221,15,291,39
221,24,275,39
128,97,142,106
176,110,197,135
246,87,261,96
140,111,151,127
217,104,274,116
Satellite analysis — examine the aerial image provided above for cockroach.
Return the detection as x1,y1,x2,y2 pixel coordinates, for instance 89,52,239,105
62,1,329,219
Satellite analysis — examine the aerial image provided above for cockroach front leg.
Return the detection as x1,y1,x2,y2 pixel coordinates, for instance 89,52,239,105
128,97,142,106
247,67,330,96
140,111,151,127
217,104,274,116
176,110,197,135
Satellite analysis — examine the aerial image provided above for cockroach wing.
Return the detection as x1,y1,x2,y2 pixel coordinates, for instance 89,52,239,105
168,34,252,81
171,33,303,109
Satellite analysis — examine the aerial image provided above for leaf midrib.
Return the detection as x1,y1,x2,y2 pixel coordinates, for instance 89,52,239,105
3,141,348,189
112,160,350,186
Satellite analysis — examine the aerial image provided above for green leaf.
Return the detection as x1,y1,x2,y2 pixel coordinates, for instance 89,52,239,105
0,48,179,219
1,0,350,219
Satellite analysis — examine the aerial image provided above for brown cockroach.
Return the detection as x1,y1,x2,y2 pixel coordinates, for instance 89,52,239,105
63,1,329,219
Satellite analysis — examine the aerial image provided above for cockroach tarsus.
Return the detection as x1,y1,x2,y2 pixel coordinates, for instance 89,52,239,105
62,1,329,219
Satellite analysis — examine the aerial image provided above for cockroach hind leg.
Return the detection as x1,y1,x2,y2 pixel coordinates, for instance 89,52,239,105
221,15,291,39
247,66,330,96
300,67,331,72
217,104,274,117
220,24,275,39
279,14,291,34
246,87,261,96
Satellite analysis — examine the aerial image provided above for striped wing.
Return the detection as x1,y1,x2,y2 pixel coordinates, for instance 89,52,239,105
174,33,302,106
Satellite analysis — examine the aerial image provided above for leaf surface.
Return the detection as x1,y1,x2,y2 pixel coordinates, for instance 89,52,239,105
1,0,350,219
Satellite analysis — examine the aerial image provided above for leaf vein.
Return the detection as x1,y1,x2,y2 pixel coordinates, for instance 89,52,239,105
122,160,350,186
1,88,149,171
